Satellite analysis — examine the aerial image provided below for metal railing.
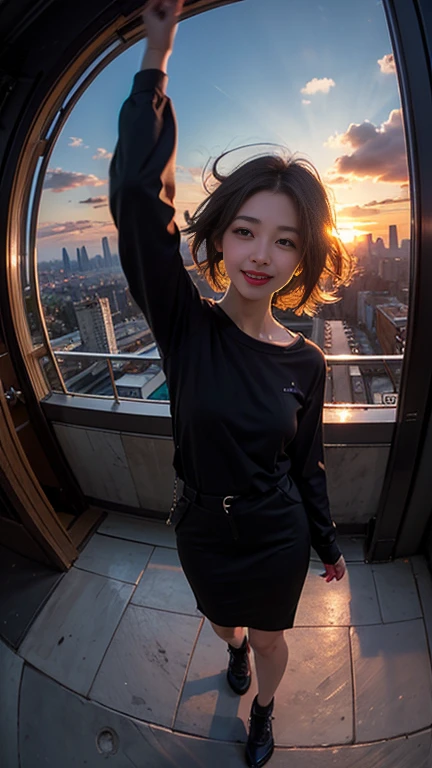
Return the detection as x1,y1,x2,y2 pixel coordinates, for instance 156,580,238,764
51,349,403,406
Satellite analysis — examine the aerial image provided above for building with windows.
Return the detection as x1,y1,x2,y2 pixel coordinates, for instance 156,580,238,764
74,295,117,353
357,291,399,333
376,303,408,355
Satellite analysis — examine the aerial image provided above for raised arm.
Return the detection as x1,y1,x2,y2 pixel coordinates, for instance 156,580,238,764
109,0,203,359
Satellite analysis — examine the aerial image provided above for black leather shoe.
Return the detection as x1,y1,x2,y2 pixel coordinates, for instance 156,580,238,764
245,694,275,768
226,635,251,695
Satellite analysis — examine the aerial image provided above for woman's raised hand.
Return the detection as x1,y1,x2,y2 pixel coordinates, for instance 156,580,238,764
142,0,185,55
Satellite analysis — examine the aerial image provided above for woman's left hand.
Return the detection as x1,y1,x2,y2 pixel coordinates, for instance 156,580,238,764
321,554,346,582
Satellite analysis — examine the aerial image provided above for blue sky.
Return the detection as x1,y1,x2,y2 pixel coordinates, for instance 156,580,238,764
37,0,410,262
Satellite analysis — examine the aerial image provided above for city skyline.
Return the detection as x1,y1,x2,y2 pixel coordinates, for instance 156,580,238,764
36,0,410,262
39,223,409,273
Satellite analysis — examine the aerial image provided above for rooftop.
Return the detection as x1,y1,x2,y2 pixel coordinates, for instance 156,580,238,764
2,514,432,767
377,304,409,325
115,372,154,388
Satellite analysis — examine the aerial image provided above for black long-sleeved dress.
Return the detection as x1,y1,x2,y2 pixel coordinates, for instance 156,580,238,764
109,69,341,631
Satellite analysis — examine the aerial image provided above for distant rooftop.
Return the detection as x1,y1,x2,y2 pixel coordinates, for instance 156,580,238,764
116,373,153,388
377,303,408,325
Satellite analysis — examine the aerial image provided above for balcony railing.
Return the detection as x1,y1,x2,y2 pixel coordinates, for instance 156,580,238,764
51,350,403,407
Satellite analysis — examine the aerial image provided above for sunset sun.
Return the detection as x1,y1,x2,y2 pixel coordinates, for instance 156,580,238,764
334,225,366,244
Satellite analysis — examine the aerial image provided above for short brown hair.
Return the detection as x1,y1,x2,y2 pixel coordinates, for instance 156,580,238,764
183,151,355,316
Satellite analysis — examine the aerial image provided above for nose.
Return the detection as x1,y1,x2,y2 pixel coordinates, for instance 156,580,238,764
251,238,270,266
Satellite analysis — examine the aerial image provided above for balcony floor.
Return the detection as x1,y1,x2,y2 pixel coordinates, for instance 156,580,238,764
2,514,432,768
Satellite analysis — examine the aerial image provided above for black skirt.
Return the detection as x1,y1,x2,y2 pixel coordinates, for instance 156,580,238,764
173,477,311,631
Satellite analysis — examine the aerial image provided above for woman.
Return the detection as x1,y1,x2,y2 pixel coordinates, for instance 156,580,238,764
109,1,350,766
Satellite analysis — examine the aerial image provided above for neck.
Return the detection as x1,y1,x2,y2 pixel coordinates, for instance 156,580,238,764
217,285,276,339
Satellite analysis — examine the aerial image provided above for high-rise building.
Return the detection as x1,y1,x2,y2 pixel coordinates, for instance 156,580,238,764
376,303,408,355
76,247,82,272
389,224,398,252
374,237,386,257
379,258,398,281
74,295,118,353
400,239,410,257
365,233,373,256
102,236,113,269
62,247,71,275
94,254,103,270
80,245,90,271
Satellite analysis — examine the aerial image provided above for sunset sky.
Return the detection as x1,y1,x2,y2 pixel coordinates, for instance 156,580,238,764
37,0,410,263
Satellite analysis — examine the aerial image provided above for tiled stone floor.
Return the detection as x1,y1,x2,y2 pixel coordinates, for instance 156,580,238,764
2,513,432,768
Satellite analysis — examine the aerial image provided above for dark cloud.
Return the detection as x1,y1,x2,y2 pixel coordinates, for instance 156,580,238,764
327,109,408,184
79,196,108,208
79,196,107,205
364,195,410,206
44,168,106,193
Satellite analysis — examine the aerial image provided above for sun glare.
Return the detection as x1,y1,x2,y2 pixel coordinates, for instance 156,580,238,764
333,226,366,244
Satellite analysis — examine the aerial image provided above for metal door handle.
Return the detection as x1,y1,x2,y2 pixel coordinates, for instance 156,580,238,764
4,387,25,406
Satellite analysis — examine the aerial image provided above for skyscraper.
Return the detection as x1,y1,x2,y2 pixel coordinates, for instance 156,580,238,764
76,246,82,272
400,239,410,258
80,245,90,271
74,295,118,353
375,237,386,257
102,236,113,269
62,247,71,275
389,224,398,252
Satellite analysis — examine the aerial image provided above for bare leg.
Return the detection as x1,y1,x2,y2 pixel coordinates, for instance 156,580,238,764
210,620,247,649
248,628,288,706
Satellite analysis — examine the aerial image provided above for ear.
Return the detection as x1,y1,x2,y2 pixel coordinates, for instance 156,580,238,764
213,236,222,253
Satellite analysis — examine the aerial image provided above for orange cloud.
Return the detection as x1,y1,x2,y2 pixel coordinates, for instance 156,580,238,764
365,190,410,206
338,205,380,218
44,168,106,193
37,219,114,239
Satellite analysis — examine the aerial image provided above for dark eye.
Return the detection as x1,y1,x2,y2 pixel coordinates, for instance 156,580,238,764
278,238,296,248
233,227,252,237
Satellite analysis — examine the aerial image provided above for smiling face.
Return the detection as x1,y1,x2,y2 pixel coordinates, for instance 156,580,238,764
216,190,302,303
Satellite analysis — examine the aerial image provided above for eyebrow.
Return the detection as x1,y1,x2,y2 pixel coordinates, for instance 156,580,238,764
233,215,300,235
